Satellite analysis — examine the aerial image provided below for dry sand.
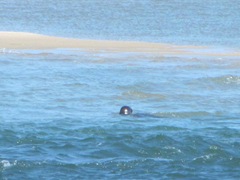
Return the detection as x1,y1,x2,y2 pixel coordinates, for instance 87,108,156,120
0,31,239,57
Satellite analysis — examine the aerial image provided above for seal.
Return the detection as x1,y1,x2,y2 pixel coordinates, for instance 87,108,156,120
119,106,133,115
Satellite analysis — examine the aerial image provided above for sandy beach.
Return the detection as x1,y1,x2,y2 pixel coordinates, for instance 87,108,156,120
0,31,239,57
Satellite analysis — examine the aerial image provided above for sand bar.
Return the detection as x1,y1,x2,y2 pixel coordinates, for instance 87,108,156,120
0,32,239,56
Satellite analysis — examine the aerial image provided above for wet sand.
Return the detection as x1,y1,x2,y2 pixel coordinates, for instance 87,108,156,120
0,32,239,57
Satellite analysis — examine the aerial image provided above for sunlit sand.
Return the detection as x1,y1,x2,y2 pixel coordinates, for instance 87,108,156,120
0,32,239,57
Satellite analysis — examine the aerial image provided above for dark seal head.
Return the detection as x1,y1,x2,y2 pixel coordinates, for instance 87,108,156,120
119,106,133,115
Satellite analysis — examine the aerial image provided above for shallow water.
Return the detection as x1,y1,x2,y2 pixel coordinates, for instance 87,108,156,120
1,0,240,179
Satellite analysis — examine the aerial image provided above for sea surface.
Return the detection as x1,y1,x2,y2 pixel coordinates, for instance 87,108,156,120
1,1,240,179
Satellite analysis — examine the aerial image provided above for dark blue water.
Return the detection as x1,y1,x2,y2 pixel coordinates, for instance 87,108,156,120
1,50,240,179
1,1,240,179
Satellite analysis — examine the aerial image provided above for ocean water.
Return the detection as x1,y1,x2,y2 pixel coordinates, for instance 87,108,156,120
1,0,240,47
1,1,240,179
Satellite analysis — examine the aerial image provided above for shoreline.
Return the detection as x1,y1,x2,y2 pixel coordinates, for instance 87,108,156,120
0,31,240,57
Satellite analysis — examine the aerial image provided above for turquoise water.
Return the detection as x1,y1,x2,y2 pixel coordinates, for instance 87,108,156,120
1,1,240,179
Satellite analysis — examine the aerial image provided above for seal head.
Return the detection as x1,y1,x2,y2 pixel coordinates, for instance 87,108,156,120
119,106,133,115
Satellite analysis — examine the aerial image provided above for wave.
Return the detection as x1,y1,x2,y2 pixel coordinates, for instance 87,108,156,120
0,48,20,55
211,75,240,85
198,75,240,86
118,90,165,100
152,111,211,119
